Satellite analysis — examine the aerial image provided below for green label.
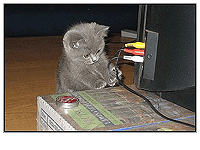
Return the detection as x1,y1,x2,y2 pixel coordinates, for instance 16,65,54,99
78,91,122,125
50,91,122,130
50,93,105,130
67,104,105,130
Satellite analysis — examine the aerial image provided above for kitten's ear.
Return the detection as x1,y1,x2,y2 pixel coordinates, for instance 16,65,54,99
63,30,83,49
95,25,110,38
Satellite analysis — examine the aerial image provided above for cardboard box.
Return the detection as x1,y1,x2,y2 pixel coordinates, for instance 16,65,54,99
36,85,195,131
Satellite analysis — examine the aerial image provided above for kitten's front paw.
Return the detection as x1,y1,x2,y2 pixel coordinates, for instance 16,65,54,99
94,80,107,90
108,66,122,86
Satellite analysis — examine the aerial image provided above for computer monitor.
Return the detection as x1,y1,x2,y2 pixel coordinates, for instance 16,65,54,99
134,5,195,111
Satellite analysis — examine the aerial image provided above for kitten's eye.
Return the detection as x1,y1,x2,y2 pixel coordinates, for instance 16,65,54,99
73,42,79,48
83,54,90,58
96,49,101,54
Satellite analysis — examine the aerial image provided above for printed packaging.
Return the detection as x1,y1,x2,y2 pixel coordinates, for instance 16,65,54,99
36,86,195,131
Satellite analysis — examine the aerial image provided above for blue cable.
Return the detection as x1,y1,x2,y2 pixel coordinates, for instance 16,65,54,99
112,115,195,131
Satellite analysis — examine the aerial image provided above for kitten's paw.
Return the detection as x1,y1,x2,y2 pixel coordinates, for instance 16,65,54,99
108,67,122,86
94,80,107,89
108,78,117,86
112,67,122,77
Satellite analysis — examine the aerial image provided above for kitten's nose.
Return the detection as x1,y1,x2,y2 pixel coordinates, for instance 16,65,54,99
91,54,97,62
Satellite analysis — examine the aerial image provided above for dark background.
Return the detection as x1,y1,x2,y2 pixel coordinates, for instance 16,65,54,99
5,4,139,37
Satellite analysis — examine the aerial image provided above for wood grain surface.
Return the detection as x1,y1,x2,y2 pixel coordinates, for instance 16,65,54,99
5,33,134,131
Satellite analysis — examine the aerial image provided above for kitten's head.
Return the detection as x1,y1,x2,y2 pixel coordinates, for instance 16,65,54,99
63,22,109,64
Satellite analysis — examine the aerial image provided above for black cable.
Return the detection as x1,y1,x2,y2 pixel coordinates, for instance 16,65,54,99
112,49,195,128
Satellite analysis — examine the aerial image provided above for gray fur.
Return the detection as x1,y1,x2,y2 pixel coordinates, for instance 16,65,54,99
56,22,121,93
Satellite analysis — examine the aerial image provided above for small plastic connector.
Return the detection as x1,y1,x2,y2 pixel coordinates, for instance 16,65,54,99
123,56,144,63
124,48,145,56
125,42,145,49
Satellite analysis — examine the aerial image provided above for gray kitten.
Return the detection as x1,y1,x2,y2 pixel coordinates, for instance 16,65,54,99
56,22,121,93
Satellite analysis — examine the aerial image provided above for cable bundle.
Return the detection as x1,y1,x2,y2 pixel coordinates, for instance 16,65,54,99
108,47,195,128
